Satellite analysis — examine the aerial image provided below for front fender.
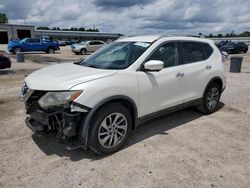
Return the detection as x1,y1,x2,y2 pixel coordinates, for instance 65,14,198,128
79,95,138,149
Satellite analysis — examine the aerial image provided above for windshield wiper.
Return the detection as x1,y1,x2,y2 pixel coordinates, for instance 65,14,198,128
87,65,101,69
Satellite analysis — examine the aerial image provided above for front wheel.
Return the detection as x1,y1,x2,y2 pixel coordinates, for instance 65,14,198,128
89,103,132,155
198,83,221,115
13,47,21,54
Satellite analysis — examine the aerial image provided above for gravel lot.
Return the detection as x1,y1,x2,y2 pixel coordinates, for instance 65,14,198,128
0,47,250,188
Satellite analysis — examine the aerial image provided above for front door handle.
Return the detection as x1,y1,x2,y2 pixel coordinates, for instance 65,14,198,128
176,72,185,77
206,65,212,70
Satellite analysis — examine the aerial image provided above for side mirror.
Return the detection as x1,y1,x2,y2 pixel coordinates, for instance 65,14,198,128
143,60,164,71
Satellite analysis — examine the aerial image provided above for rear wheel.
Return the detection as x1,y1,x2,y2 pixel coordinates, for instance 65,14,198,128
80,49,87,55
89,103,132,155
198,83,221,115
13,47,21,54
47,47,55,54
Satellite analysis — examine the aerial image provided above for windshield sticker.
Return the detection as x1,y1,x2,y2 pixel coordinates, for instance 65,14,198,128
134,42,150,48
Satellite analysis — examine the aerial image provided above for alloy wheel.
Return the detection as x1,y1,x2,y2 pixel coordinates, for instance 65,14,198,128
98,112,128,149
206,87,219,110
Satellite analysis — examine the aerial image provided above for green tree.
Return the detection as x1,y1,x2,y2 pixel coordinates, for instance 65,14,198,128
52,27,60,30
78,27,85,31
0,13,8,23
37,26,50,30
208,33,214,38
217,34,223,38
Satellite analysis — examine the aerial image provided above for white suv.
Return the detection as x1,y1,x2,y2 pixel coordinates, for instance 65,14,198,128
20,35,226,155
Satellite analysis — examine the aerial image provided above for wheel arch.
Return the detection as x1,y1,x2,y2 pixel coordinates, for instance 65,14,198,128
80,48,87,52
81,95,138,148
47,46,55,50
204,76,223,96
13,46,22,52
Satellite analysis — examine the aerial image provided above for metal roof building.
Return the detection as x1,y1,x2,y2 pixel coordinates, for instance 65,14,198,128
0,23,122,44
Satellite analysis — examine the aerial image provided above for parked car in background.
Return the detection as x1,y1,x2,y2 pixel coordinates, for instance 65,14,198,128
0,50,11,69
58,40,67,46
20,35,226,155
71,40,105,55
215,40,231,48
7,38,60,54
220,42,248,54
69,40,81,46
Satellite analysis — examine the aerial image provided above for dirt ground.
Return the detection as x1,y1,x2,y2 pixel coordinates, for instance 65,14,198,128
0,47,250,188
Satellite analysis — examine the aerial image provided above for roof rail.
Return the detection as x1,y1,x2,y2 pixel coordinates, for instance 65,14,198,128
158,34,205,39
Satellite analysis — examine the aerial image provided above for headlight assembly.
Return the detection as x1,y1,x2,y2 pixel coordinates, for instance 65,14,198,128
38,90,82,109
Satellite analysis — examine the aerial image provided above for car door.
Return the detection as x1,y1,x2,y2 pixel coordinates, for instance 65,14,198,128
177,41,212,103
22,39,40,51
94,41,104,51
31,39,42,51
137,42,186,117
88,41,104,52
87,41,97,52
21,39,33,51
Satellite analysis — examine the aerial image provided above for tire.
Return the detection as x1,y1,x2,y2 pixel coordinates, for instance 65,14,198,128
13,47,21,54
89,103,132,155
80,49,87,55
47,48,55,54
198,83,221,115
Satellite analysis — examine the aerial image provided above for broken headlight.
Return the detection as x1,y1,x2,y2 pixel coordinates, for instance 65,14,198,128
38,91,82,109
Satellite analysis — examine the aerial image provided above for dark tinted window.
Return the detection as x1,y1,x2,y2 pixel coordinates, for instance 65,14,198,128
26,39,40,43
179,42,205,64
148,42,178,68
89,41,103,45
95,41,104,45
203,43,213,58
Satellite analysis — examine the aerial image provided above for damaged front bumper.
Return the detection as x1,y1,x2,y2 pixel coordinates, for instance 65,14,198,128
22,89,90,149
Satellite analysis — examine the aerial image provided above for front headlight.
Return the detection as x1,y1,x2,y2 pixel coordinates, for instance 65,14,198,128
38,90,82,109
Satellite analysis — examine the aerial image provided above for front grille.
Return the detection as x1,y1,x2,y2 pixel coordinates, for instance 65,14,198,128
26,90,47,109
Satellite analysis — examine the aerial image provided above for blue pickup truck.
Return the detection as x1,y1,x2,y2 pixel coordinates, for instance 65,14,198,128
7,38,60,54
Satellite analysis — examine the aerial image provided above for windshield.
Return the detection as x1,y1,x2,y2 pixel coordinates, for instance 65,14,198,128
80,41,151,70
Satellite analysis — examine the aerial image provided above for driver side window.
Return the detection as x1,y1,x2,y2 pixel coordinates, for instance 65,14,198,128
148,42,178,68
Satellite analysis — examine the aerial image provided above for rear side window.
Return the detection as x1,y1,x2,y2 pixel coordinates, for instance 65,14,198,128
95,41,104,45
203,43,213,59
89,41,103,45
179,42,205,64
26,39,40,43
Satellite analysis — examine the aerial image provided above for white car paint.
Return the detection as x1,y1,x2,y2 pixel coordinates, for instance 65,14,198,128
24,35,226,118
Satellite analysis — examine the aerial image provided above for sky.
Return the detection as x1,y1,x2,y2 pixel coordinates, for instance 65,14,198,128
0,0,249,35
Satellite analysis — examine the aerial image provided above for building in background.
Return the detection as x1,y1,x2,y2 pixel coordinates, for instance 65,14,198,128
0,23,122,44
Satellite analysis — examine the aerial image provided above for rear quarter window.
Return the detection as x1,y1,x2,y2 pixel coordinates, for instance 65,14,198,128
179,42,205,64
203,43,213,59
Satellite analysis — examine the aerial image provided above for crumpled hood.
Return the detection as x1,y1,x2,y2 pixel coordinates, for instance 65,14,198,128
25,63,117,90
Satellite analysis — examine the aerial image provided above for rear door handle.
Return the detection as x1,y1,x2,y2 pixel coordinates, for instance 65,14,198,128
206,65,212,70
176,72,184,77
